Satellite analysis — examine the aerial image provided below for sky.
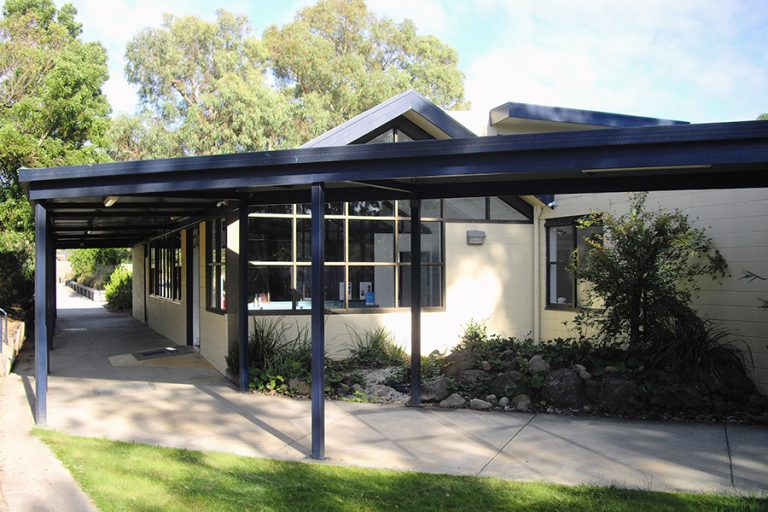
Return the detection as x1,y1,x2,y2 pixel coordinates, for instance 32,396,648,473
57,0,768,124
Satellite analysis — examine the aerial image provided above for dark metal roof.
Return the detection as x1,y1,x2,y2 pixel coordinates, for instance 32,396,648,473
20,120,768,248
490,101,689,128
301,90,476,147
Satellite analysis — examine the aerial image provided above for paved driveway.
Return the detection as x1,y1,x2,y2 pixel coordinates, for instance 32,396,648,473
4,285,767,507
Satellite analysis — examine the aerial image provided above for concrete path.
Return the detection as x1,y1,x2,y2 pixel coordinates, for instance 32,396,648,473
2,285,767,508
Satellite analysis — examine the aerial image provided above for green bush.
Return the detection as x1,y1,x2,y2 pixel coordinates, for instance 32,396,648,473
104,266,132,311
69,248,131,289
347,325,408,367
0,230,34,310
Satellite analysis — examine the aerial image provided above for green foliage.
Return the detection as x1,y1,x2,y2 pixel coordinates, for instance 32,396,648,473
104,265,132,311
574,192,728,348
758,112,768,121
346,325,408,367
115,0,467,159
0,228,34,309
69,248,130,289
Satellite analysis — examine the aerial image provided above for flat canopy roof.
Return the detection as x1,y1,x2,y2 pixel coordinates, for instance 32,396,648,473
20,120,768,248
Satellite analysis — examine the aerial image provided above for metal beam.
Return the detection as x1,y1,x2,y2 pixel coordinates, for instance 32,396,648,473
52,210,200,218
409,199,422,406
311,182,326,460
34,203,48,425
238,196,249,392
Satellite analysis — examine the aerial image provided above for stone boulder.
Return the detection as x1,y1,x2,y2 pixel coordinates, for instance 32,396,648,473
444,351,477,376
543,369,582,407
288,377,311,396
599,377,639,414
455,369,488,386
490,370,530,398
440,393,466,408
498,396,510,407
469,398,493,410
528,355,550,374
366,384,407,402
512,394,531,412
421,377,451,402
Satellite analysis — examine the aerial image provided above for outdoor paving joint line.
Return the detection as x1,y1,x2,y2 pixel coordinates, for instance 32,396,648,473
474,413,537,477
723,423,735,488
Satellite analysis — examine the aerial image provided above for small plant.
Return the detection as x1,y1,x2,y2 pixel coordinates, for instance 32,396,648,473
346,325,407,367
104,265,132,311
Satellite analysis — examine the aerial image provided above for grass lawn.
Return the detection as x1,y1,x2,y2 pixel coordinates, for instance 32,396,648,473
37,429,765,512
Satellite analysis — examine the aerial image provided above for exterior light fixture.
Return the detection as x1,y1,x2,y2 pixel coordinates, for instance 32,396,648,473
466,230,486,245
103,196,119,207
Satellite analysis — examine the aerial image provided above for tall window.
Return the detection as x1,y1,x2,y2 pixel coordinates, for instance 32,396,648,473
546,217,601,308
206,218,226,312
246,200,444,312
148,232,182,301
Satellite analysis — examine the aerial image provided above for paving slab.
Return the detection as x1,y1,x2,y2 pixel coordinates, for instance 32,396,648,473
727,424,768,492
480,413,735,493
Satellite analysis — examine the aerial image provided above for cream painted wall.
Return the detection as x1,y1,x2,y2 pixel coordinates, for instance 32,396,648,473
142,231,187,347
538,189,768,393
131,245,145,323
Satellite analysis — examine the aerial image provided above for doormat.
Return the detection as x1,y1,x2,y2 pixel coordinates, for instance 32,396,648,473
132,345,195,361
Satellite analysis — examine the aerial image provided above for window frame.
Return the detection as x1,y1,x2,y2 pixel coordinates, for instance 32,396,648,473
545,215,600,311
148,232,182,302
206,217,227,314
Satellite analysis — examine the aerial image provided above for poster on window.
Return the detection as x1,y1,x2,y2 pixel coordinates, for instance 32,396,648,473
359,281,372,300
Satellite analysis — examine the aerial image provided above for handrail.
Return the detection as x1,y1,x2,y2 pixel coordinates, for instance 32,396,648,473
65,280,105,302
0,307,7,374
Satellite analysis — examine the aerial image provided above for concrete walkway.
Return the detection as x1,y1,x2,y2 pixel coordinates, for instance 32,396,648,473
1,285,767,510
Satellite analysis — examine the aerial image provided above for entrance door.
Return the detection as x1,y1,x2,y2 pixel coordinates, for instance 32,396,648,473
192,228,201,347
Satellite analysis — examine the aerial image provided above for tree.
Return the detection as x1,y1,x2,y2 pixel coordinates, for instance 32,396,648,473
574,193,728,348
758,113,768,121
0,0,110,309
114,0,467,159
264,0,467,135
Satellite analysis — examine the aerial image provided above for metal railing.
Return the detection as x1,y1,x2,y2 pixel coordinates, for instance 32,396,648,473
0,307,7,375
65,280,106,302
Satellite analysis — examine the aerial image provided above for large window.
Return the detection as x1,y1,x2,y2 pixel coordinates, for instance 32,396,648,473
246,202,444,312
206,218,226,312
546,217,601,308
149,232,182,301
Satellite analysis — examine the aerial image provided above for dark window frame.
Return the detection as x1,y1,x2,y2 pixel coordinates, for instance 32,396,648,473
206,218,227,313
545,215,600,311
148,232,182,302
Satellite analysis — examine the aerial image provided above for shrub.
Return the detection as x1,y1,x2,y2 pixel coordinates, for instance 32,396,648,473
69,248,131,289
104,266,132,311
347,325,407,367
0,230,34,310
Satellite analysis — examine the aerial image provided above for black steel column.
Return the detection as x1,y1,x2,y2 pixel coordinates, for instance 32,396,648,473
185,229,194,346
409,199,422,406
238,197,250,392
34,203,48,425
311,183,326,460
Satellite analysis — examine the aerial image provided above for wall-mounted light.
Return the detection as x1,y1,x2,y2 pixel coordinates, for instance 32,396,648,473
103,196,119,207
466,230,486,245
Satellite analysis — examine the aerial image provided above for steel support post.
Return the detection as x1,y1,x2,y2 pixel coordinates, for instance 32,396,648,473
311,183,326,460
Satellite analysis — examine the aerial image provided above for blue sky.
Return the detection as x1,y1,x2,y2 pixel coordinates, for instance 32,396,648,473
59,0,768,123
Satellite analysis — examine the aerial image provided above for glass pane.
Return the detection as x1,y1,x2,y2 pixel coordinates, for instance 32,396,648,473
549,263,574,305
397,199,441,218
348,200,394,217
443,197,486,219
549,226,575,264
247,266,293,311
296,202,344,215
398,221,442,263
296,219,345,262
489,197,528,221
577,225,602,270
398,265,443,307
395,129,413,142
349,266,395,308
348,220,394,262
250,204,292,214
365,129,395,144
248,217,292,261
295,266,345,310
219,219,226,263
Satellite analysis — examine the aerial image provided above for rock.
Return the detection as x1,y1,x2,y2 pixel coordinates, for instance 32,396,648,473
599,377,639,414
498,396,509,407
491,370,530,398
288,377,311,396
573,364,586,373
352,383,365,394
421,377,451,402
361,367,398,386
604,366,618,374
470,398,493,410
745,394,768,414
579,370,592,380
444,351,477,376
440,393,466,408
718,367,755,398
512,394,531,412
582,404,593,412
543,369,583,407
336,383,351,396
366,384,406,402
584,379,601,403
456,369,488,386
528,355,550,374
481,360,492,371
485,394,497,403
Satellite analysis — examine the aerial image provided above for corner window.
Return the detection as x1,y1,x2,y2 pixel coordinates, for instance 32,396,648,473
206,218,226,312
148,232,182,301
546,217,601,308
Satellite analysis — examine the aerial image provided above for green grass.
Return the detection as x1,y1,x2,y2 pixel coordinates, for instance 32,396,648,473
36,429,765,512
